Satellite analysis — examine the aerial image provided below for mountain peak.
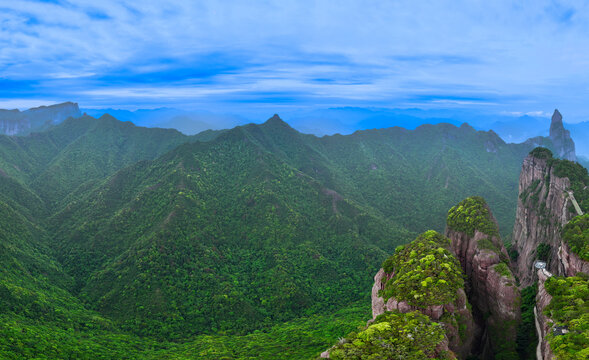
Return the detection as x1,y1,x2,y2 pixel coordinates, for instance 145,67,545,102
265,114,285,124
551,109,563,126
98,113,118,122
261,114,296,132
549,109,576,161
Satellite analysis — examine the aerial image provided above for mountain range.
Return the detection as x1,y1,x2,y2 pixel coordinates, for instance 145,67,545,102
4,103,584,157
0,106,585,358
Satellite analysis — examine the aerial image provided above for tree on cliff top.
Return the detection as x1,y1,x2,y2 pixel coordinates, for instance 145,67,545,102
446,196,499,237
380,230,464,308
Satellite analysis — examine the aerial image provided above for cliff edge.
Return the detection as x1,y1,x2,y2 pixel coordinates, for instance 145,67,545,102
512,147,587,286
0,102,81,135
446,196,521,360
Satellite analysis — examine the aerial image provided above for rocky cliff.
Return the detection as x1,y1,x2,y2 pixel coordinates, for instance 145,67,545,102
535,269,555,360
559,241,589,277
325,150,587,359
512,148,589,359
364,199,524,359
0,102,81,135
512,148,586,286
445,196,521,360
368,230,475,359
371,270,476,359
322,232,464,359
549,109,576,162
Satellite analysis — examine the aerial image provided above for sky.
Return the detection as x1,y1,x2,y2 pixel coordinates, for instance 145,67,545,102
1,0,589,123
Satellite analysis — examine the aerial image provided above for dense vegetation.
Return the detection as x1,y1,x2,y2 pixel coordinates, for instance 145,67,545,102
562,215,589,261
327,310,454,359
544,275,589,360
50,132,405,339
0,302,369,359
446,196,500,237
553,159,589,214
516,285,538,360
537,243,551,262
529,146,553,159
380,230,464,307
0,114,557,357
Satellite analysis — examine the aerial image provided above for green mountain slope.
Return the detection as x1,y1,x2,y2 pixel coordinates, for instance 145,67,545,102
29,115,189,207
235,119,538,238
51,126,409,338
0,113,574,358
0,114,190,213
47,116,553,341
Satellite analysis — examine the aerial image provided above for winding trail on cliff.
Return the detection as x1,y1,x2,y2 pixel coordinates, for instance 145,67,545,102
534,268,553,360
534,307,542,360
567,191,583,216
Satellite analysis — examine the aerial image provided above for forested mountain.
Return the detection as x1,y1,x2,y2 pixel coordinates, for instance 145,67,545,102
0,113,576,358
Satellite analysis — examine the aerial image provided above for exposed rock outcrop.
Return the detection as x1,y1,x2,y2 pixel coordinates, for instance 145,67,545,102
0,102,81,135
559,241,589,277
372,268,475,359
512,149,588,359
446,197,520,360
535,269,555,360
448,228,519,316
512,151,578,286
549,109,576,162
371,231,476,359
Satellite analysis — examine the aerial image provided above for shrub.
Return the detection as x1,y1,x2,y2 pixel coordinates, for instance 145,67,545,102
536,243,551,261
493,262,513,278
562,214,589,261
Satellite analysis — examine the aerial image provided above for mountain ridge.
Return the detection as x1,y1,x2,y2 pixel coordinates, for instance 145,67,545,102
0,111,584,358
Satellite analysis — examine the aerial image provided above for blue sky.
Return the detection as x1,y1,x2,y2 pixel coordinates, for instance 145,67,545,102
1,0,589,122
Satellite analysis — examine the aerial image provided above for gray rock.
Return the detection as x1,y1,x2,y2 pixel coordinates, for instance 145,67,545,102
549,109,576,161
512,153,580,286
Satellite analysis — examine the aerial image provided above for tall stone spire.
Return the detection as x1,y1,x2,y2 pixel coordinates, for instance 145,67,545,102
549,109,576,161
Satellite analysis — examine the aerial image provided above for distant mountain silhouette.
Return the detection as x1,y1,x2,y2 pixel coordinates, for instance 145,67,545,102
0,102,81,135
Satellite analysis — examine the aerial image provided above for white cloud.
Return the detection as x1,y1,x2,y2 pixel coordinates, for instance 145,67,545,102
81,86,242,98
47,72,96,79
0,0,588,120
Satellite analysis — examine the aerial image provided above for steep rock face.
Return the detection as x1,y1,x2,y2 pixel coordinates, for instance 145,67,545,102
0,102,81,135
512,152,577,286
549,109,576,162
559,242,589,276
511,149,589,285
445,197,520,359
446,229,520,359
535,269,555,360
0,109,28,135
